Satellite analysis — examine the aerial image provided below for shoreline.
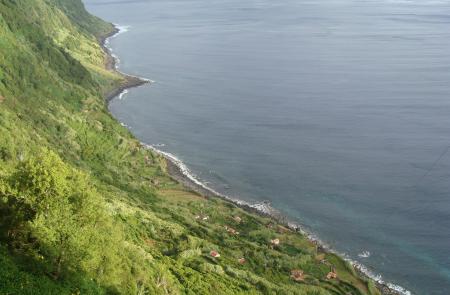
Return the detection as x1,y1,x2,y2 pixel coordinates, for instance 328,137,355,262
98,26,151,103
100,24,410,295
145,144,409,295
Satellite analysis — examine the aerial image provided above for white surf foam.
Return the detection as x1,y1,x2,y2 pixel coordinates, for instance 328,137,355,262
358,251,371,258
118,89,128,100
113,24,131,37
144,144,223,195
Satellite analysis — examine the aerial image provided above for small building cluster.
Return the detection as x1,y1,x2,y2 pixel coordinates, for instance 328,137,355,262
270,238,280,246
233,216,242,223
326,270,338,280
290,269,304,282
210,250,220,258
224,225,239,235
195,215,209,221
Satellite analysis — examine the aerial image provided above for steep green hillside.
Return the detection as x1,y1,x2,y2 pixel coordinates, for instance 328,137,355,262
0,1,380,294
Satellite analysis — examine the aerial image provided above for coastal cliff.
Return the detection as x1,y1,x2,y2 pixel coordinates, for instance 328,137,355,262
0,0,389,294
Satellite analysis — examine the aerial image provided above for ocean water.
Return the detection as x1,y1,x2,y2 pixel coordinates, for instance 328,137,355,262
85,0,450,293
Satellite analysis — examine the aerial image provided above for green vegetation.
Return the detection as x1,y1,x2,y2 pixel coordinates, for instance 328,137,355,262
0,0,381,294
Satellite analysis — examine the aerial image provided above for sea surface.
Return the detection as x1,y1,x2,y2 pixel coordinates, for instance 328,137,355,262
85,0,450,293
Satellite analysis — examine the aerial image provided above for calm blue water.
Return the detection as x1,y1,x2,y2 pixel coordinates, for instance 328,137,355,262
85,0,450,293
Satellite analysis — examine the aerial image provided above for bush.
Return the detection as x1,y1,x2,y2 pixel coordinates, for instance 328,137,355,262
0,149,127,291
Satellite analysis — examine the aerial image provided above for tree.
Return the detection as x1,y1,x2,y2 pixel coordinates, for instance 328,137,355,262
0,148,123,281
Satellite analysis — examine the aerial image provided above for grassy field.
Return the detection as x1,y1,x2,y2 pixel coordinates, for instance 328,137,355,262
0,0,381,294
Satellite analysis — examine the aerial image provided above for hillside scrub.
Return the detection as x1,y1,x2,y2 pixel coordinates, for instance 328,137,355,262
0,0,381,294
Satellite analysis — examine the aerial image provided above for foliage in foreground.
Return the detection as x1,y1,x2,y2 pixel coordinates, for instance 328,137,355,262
0,0,381,294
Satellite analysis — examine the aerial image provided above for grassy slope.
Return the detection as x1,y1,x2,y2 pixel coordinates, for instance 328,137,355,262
0,1,380,294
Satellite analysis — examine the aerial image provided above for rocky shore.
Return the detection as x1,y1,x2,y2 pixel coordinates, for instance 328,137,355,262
98,26,150,102
147,144,407,295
